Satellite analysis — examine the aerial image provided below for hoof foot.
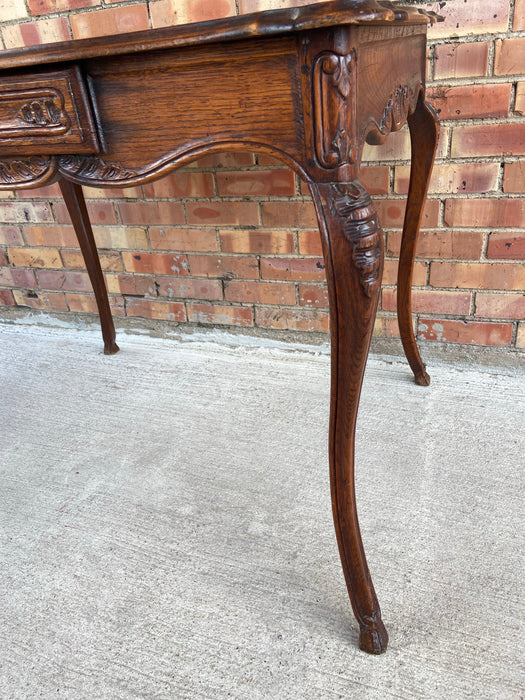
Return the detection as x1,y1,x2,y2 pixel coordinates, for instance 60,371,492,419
359,618,388,654
414,369,430,386
103,341,120,355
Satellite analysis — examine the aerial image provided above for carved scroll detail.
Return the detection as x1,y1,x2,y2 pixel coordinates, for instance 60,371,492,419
58,155,138,182
330,181,382,297
377,84,420,135
0,156,57,188
313,51,357,169
18,98,64,127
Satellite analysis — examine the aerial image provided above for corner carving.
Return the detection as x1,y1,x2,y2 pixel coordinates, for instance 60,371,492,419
380,84,419,134
313,51,357,169
377,84,420,137
58,155,138,182
0,156,57,189
330,181,382,297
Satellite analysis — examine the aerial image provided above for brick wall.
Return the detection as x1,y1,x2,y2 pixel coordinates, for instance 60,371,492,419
0,0,524,351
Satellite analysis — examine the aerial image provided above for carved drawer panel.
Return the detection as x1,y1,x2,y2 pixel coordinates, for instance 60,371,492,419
0,66,99,155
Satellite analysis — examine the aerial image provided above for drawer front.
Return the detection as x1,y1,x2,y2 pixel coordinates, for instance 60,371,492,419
0,65,99,154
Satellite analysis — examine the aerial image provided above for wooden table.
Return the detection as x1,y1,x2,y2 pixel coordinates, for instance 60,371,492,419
0,0,440,654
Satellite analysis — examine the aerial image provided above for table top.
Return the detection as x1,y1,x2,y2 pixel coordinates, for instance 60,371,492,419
0,0,440,72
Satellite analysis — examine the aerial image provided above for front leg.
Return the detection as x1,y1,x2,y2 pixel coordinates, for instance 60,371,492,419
59,178,119,355
310,180,387,654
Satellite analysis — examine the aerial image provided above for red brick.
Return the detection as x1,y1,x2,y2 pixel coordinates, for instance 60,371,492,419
81,185,143,200
260,201,317,228
427,0,510,39
150,0,236,27
188,255,259,279
375,198,439,228
122,252,189,275
125,297,186,322
0,226,23,246
375,199,408,228
106,274,155,296
298,284,329,308
417,318,513,346
37,270,92,292
2,17,70,49
516,83,525,115
217,169,296,197
486,233,525,260
257,154,284,166
224,280,295,305
27,0,99,15
0,268,37,287
494,37,525,76
383,260,427,286
0,202,53,223
16,183,61,198
0,290,14,306
67,293,125,316
93,227,147,251
387,230,484,261
451,123,525,158
117,201,185,226
381,288,471,315
394,162,499,195
187,303,253,327
149,227,218,252
61,249,123,272
298,230,323,256
515,0,525,30
54,200,117,225
8,247,62,269
156,277,223,301
186,202,259,226
255,307,329,333
189,152,254,168
373,315,400,338
444,198,525,228
433,42,489,79
362,129,410,162
0,250,8,266
517,322,525,349
503,162,525,193
428,84,511,120
12,289,68,311
260,257,326,282
23,225,77,248
430,262,525,291
360,166,391,195
475,292,525,319
0,0,26,21
220,229,294,254
70,5,149,39
143,172,215,198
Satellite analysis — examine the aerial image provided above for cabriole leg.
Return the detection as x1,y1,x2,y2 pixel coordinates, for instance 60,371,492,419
58,178,119,355
310,180,388,654
397,97,439,385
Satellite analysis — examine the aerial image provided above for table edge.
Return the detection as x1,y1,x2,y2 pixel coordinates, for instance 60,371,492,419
0,0,441,72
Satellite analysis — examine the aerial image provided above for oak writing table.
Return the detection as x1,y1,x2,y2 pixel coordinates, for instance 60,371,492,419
0,0,441,654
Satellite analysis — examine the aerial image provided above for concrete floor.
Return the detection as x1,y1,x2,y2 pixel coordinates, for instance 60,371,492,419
0,320,523,699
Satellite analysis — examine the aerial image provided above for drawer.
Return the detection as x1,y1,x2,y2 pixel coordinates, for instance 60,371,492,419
0,65,99,155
